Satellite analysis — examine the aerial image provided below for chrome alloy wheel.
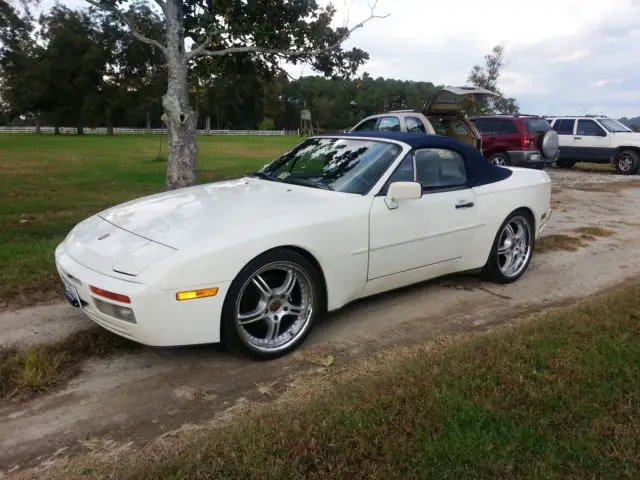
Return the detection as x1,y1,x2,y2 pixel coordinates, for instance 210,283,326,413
497,215,532,279
234,261,314,354
617,153,634,173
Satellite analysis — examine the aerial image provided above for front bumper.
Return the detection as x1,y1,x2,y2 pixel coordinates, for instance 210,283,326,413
507,150,555,166
55,244,231,347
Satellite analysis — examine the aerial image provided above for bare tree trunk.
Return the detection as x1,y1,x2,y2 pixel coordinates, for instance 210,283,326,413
146,109,151,134
205,115,211,133
54,124,60,135
35,113,41,134
161,0,198,190
77,125,84,135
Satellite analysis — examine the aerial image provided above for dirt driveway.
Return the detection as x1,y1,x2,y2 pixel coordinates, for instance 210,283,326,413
2,168,640,476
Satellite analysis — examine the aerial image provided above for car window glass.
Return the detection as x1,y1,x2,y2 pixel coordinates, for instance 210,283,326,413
427,117,447,136
525,118,551,133
405,116,426,133
454,123,469,135
383,154,414,187
353,118,378,131
553,119,575,135
501,120,519,134
474,118,501,135
599,118,631,132
381,148,467,194
414,149,466,189
262,137,402,194
577,119,605,136
377,116,401,132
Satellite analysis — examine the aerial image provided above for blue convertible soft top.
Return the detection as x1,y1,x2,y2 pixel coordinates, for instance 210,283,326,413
331,131,512,187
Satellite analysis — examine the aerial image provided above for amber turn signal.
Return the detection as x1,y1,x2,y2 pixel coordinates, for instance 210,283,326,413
176,287,219,301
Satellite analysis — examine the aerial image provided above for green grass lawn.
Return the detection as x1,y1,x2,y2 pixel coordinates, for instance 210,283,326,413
0,133,301,308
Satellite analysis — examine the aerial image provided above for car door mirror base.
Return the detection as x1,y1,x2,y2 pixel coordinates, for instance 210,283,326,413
384,181,422,210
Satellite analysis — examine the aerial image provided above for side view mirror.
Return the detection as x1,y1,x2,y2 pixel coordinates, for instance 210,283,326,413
384,181,422,209
599,130,607,137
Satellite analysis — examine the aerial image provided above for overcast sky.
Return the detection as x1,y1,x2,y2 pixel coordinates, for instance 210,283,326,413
43,0,640,118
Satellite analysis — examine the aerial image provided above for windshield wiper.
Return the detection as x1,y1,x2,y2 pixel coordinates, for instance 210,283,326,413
281,177,333,191
250,171,281,182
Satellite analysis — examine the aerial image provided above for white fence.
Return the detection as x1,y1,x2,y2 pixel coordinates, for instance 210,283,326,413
0,126,301,136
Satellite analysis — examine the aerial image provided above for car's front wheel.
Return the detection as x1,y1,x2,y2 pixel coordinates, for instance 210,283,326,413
221,248,324,359
613,149,640,175
483,209,534,284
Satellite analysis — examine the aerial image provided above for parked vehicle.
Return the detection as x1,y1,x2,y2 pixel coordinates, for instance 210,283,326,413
55,132,552,359
349,86,498,151
545,115,640,174
470,114,560,168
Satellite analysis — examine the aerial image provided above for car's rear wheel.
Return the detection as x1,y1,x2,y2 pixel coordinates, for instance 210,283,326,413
482,210,534,284
221,248,323,359
488,152,510,166
613,149,640,175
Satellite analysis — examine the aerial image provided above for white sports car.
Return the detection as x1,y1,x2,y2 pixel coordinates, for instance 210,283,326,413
55,132,552,359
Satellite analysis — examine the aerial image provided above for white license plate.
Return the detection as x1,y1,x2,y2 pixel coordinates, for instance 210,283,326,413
61,276,79,303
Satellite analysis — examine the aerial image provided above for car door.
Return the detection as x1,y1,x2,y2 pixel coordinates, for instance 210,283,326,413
368,147,479,280
551,119,576,159
575,119,611,161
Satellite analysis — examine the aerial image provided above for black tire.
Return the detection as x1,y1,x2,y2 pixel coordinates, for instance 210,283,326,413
482,209,535,284
555,160,575,169
221,248,324,360
488,152,511,166
613,149,640,175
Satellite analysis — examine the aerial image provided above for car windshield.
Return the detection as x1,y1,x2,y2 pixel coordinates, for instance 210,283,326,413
258,137,403,195
525,118,551,133
599,119,632,133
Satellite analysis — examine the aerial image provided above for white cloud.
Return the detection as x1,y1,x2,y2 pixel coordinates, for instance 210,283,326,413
589,79,623,88
551,50,591,63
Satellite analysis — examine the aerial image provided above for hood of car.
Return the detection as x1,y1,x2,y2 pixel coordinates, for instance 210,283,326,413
422,86,500,116
610,131,640,143
96,177,343,250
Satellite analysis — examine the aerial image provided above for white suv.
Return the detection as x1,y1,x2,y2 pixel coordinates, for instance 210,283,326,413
546,115,640,174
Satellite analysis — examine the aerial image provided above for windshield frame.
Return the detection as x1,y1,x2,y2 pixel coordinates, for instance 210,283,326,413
598,118,632,133
257,136,409,196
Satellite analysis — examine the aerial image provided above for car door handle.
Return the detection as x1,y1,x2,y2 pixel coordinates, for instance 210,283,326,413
455,201,475,209
574,136,582,140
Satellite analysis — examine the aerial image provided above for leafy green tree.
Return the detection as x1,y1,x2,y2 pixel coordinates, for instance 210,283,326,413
0,0,36,31
38,5,109,134
104,1,167,132
0,1,46,129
